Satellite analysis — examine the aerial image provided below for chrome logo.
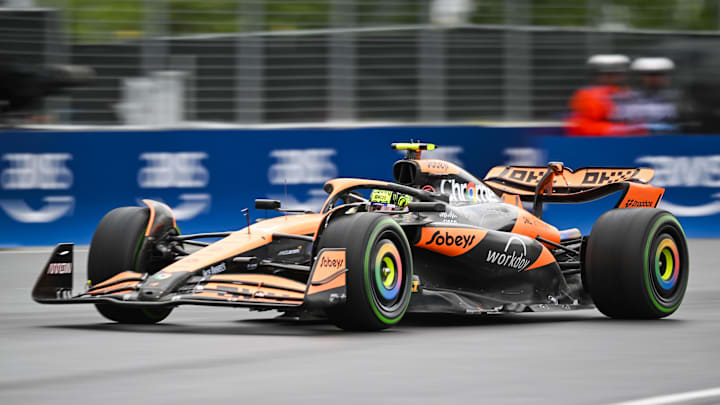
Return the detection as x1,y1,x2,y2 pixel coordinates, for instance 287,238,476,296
439,179,498,203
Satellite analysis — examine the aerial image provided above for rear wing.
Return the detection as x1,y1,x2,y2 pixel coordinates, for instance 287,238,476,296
485,165,655,193
484,163,663,218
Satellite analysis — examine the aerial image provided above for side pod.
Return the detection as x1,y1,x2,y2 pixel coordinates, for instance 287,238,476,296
32,243,74,303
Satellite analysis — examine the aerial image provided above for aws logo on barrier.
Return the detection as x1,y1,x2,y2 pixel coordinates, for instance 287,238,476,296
138,152,211,220
637,155,720,217
267,149,338,212
417,227,487,257
0,153,75,223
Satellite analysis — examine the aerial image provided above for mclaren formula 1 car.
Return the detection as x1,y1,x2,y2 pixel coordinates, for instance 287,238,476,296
32,143,689,330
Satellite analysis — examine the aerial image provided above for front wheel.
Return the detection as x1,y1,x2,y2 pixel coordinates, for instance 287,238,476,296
585,208,689,319
88,206,173,324
316,213,413,331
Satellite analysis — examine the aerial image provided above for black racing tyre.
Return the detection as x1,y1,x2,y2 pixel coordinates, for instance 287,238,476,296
585,208,689,319
94,304,172,325
317,213,413,331
88,206,172,324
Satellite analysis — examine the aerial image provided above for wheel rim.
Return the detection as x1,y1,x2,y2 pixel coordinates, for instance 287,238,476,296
652,234,681,298
370,238,404,309
645,218,687,312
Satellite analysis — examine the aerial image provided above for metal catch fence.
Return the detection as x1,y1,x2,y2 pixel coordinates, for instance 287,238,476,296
1,0,719,125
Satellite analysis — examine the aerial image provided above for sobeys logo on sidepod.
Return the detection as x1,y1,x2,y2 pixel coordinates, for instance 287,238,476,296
426,230,476,249
418,227,486,257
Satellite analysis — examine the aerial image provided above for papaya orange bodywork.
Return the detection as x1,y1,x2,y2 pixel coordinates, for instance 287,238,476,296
511,209,561,245
90,271,143,289
617,182,664,208
307,273,346,295
525,246,557,271
412,159,461,175
310,250,346,282
88,281,140,296
163,214,323,274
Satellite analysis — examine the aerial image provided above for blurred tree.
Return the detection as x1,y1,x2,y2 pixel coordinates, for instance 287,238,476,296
49,0,143,42
470,0,503,24
356,0,423,26
265,1,329,30
37,0,720,43
168,0,238,35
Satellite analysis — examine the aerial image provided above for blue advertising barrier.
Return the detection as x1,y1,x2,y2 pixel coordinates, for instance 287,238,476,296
534,135,720,237
0,126,527,246
2,127,718,246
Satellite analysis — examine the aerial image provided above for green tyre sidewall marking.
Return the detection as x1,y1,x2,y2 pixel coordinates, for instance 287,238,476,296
132,232,146,274
362,218,412,325
643,214,686,313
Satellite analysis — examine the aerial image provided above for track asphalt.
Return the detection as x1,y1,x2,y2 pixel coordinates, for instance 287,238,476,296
1,240,718,404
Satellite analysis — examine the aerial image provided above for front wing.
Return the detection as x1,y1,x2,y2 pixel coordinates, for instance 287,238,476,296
32,244,348,311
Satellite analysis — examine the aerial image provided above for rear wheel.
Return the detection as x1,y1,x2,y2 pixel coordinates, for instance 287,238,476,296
585,208,689,319
317,213,413,331
88,206,172,324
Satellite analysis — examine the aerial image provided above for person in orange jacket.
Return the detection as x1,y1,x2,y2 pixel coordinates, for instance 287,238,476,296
565,54,647,136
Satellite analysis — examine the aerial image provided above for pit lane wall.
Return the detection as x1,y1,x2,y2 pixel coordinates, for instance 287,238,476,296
0,126,718,246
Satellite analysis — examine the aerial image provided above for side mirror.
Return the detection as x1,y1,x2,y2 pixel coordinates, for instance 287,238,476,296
255,199,281,210
407,202,445,212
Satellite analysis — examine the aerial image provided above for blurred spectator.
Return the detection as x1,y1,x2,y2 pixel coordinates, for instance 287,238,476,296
565,54,647,136
617,57,679,133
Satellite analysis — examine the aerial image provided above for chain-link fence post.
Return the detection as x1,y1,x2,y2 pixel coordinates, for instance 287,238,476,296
142,0,167,74
503,0,531,121
236,1,265,123
585,0,612,58
44,0,70,123
419,22,446,122
329,0,356,121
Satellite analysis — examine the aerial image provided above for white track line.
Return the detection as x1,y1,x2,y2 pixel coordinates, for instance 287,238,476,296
613,387,720,405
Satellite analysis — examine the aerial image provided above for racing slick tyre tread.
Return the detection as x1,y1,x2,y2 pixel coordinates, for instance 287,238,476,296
317,213,413,331
88,206,172,324
585,208,689,319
